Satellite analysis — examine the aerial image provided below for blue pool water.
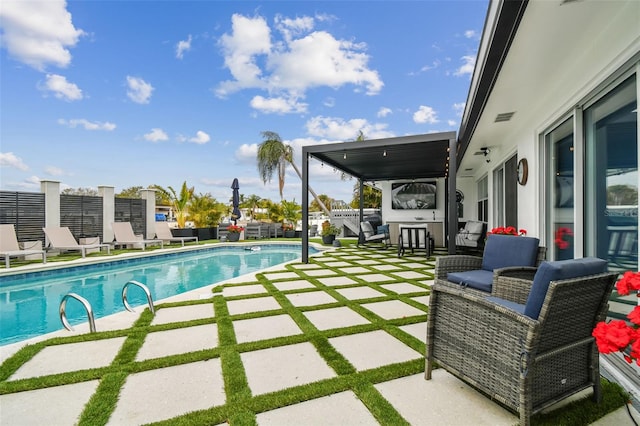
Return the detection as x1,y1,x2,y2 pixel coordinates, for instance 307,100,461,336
0,244,314,346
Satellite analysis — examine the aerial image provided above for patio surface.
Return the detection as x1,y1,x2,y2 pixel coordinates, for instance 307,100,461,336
0,245,636,425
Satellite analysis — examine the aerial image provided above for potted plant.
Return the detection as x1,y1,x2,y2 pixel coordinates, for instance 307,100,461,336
189,193,225,240
226,224,244,242
282,223,295,238
320,220,340,245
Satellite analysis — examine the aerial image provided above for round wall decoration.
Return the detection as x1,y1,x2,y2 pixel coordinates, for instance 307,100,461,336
517,158,528,186
456,190,464,203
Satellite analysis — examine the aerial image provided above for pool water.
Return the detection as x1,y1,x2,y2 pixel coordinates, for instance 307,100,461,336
0,244,312,345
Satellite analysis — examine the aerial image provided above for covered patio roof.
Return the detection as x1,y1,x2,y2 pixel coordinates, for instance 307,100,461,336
300,132,458,262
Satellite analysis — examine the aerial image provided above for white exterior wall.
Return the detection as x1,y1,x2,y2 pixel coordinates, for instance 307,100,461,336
380,179,446,223
465,0,640,244
98,185,115,243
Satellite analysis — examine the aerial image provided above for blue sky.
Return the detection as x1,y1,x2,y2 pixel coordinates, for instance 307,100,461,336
0,0,488,205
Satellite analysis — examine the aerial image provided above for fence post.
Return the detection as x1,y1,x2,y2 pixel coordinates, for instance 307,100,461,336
140,189,157,239
40,181,60,246
99,186,115,243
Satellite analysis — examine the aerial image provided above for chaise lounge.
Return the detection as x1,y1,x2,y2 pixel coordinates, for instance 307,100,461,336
0,224,47,268
358,221,389,248
112,222,163,250
155,222,198,246
43,226,111,257
426,257,617,425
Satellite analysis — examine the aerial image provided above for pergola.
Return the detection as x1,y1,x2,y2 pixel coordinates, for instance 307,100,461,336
301,131,458,262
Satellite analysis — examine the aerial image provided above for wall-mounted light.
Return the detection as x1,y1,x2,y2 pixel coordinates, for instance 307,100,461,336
383,149,387,157
343,152,347,159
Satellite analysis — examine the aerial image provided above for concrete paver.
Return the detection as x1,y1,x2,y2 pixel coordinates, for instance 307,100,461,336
303,306,371,331
136,323,218,361
361,300,426,320
233,314,302,343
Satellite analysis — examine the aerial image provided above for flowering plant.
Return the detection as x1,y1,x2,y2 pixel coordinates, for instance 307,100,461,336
282,223,294,231
592,271,640,365
487,226,527,236
227,224,244,233
554,227,573,250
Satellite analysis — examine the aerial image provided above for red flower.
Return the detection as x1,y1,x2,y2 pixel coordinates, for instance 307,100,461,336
592,320,634,354
630,336,640,366
615,271,640,296
628,306,640,326
227,225,244,233
554,227,573,250
488,227,527,236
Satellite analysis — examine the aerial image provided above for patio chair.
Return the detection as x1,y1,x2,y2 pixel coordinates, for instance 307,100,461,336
43,226,111,257
358,221,389,248
425,257,616,426
155,222,198,246
397,224,433,258
111,222,163,250
455,220,486,253
435,233,546,298
0,224,47,268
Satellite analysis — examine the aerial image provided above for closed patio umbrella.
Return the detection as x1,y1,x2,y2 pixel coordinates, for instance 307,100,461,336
231,178,242,224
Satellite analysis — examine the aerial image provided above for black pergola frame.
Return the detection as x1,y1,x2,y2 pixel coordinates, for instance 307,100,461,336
301,131,458,262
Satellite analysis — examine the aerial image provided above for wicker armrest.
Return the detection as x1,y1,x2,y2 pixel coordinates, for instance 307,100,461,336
492,274,534,304
434,255,483,279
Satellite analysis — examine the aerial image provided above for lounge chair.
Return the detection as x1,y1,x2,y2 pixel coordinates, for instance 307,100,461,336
426,257,617,425
0,224,47,268
43,226,111,257
358,221,389,248
455,220,487,253
112,222,163,250
155,222,198,246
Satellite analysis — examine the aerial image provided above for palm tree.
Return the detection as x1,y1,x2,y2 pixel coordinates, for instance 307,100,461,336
152,182,194,228
242,194,262,221
257,131,331,217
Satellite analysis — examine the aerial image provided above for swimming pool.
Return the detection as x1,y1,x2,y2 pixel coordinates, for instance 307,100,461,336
0,244,315,346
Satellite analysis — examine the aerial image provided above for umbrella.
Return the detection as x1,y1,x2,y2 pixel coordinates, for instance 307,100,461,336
231,178,242,224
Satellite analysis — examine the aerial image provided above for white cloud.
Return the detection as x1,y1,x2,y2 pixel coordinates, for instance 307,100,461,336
447,119,457,127
189,130,210,144
250,95,307,114
413,106,439,124
216,13,383,109
323,97,335,108
126,76,154,104
44,166,68,176
377,107,392,118
58,118,116,131
143,128,168,142
0,0,84,70
305,116,393,140
464,30,479,39
42,74,82,101
0,152,29,171
453,102,466,117
20,176,42,189
176,35,192,59
454,55,476,77
235,143,258,165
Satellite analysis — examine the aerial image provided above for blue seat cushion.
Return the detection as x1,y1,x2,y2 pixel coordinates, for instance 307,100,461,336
447,270,494,293
481,234,540,272
486,296,526,314
524,257,607,319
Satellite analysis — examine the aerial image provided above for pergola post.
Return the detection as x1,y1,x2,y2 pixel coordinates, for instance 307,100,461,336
447,137,458,254
302,147,310,263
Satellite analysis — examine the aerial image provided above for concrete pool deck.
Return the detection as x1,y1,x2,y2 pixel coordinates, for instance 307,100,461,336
0,245,637,425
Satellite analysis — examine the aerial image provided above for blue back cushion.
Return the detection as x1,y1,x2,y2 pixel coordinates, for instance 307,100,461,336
523,257,607,319
481,234,540,271
377,224,389,235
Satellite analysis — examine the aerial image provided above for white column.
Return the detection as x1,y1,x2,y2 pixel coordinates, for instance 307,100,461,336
40,180,60,229
99,186,115,243
140,189,157,239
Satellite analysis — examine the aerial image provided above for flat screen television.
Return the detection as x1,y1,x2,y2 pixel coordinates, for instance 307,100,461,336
391,181,436,210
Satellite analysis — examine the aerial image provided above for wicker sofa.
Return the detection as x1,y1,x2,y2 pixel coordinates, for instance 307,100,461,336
425,257,616,425
435,234,546,298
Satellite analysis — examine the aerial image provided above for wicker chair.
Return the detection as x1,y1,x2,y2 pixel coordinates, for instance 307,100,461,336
425,257,617,426
435,234,546,298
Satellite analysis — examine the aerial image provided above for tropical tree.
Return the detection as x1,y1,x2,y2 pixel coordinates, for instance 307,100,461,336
116,186,143,198
281,199,302,227
189,193,225,227
241,194,262,221
350,183,382,208
256,131,331,217
310,194,333,213
61,187,98,196
151,181,194,228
